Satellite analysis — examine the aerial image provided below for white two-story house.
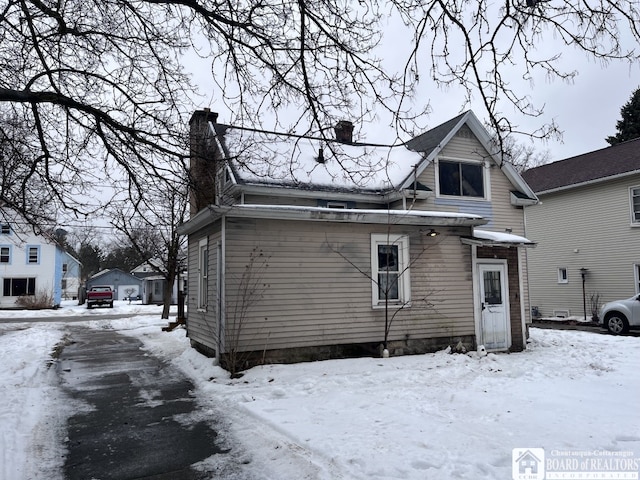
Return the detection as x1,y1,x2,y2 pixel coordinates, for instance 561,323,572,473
0,212,81,308
522,137,640,320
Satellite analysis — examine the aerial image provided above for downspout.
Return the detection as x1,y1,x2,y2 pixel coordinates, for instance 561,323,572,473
518,247,527,348
471,244,481,348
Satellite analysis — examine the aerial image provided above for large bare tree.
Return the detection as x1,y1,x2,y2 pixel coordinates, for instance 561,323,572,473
108,174,189,319
1,0,639,225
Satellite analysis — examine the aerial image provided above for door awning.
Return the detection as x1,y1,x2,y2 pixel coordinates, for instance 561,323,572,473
460,229,536,248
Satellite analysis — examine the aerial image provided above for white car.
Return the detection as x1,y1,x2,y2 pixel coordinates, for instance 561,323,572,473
599,295,640,334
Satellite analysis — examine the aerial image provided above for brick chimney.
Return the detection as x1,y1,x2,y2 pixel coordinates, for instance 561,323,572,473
334,120,354,144
189,109,220,215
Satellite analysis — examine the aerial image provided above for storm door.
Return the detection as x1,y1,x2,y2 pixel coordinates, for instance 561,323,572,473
478,263,510,351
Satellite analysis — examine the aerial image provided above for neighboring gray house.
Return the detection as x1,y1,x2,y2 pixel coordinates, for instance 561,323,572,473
522,137,640,320
179,109,538,369
86,268,142,301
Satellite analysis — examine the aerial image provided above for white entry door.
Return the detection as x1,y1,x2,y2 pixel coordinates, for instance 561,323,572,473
478,263,510,351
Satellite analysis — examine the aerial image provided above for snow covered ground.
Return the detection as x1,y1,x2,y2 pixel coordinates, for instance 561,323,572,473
0,299,170,319
1,301,639,479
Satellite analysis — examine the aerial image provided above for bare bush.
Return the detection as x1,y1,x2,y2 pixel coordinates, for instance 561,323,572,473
15,290,55,310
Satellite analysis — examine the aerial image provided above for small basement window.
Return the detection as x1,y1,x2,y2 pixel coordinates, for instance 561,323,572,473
557,267,568,284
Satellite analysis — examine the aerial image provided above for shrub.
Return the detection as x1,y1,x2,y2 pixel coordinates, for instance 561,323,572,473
15,290,55,309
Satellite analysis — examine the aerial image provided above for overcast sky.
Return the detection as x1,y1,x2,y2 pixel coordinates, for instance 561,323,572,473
190,10,640,166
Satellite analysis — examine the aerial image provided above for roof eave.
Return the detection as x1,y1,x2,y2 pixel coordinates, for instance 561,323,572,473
460,237,537,248
185,204,487,228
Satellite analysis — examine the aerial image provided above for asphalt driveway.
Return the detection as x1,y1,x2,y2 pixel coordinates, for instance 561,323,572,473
56,326,231,480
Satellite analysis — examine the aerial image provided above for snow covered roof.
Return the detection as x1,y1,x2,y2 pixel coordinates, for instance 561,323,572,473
209,111,538,203
461,229,536,248
212,123,422,192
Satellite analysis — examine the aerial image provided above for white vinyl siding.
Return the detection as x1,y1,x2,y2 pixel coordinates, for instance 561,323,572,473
526,175,640,317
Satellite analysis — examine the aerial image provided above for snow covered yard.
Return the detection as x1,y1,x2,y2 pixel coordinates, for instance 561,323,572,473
1,304,639,479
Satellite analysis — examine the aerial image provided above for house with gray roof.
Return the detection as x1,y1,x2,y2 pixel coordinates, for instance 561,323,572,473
179,109,538,370
522,137,640,320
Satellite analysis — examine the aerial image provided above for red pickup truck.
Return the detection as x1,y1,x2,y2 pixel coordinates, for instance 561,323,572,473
87,286,114,309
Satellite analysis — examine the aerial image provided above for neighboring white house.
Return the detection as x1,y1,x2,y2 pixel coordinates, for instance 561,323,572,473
522,137,640,319
0,212,81,308
131,259,185,304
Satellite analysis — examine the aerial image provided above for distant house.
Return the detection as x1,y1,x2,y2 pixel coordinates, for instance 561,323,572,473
179,109,538,368
131,259,185,305
522,137,640,319
86,268,142,301
0,210,81,308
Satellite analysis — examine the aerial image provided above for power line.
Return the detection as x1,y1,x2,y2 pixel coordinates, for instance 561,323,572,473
216,123,409,149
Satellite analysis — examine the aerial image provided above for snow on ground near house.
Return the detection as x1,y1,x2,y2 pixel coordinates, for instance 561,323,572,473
1,304,639,479
0,299,174,319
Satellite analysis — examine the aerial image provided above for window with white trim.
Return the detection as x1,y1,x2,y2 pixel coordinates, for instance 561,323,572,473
27,246,40,264
635,264,640,294
0,246,10,263
1,224,10,235
198,238,208,309
437,159,485,198
557,267,568,284
371,234,411,306
630,186,640,224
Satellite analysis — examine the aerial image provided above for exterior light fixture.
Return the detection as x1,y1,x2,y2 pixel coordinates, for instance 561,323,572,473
427,229,438,237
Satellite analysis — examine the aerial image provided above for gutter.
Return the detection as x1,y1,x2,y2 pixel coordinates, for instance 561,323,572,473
178,204,487,234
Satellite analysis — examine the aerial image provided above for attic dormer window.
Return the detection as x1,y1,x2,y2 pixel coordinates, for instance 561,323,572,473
437,159,485,198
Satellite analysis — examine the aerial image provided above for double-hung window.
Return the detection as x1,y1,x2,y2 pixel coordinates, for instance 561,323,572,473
0,246,10,264
198,238,208,309
27,246,40,264
630,186,640,224
1,224,10,235
438,159,485,198
371,234,410,307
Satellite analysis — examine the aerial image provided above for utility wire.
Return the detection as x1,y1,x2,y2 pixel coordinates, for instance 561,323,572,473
216,123,409,148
